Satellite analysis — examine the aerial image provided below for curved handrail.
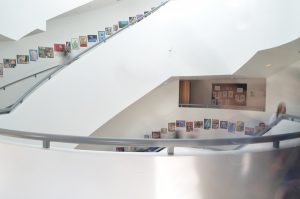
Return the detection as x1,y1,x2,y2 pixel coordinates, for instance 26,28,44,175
0,114,299,155
0,0,170,114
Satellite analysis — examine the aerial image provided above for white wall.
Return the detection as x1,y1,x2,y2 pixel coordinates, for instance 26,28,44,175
0,0,300,137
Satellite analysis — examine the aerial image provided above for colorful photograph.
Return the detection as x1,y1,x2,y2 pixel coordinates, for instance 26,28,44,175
194,121,203,128
212,119,219,129
79,36,87,47
220,121,228,129
113,24,119,32
29,49,38,61
38,47,46,58
45,47,54,58
168,122,175,132
66,42,71,53
186,121,193,132
54,44,65,52
152,131,161,139
3,59,16,68
88,35,97,42
176,120,185,128
228,122,236,133
236,121,245,132
129,16,136,24
17,55,29,64
0,63,3,76
105,27,112,36
98,31,105,42
118,21,129,28
161,128,167,134
245,127,255,136
71,38,79,50
136,14,144,22
204,119,211,130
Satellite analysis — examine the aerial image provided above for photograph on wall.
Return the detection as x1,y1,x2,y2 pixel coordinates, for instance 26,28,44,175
88,35,97,42
66,42,71,53
161,128,167,134
45,47,54,58
152,131,161,139
176,120,185,128
0,63,3,77
212,119,219,129
186,122,193,132
71,38,79,50
168,122,175,132
54,44,65,52
136,14,144,22
3,59,16,68
113,24,119,32
98,31,105,42
29,49,38,61
116,147,125,152
204,119,211,130
129,16,136,24
105,27,112,36
194,121,203,128
79,36,88,47
245,127,255,136
220,121,228,129
38,47,46,58
211,83,247,106
236,121,245,132
228,122,236,133
17,55,29,64
118,21,129,28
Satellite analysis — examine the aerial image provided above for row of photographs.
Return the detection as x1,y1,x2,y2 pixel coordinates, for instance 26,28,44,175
0,9,156,77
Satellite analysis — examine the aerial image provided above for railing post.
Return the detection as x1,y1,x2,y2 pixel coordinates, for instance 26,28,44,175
43,140,50,149
273,141,280,149
167,146,174,155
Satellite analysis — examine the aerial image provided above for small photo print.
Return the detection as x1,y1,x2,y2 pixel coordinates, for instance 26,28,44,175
17,55,29,64
3,59,16,68
228,122,236,133
161,128,167,134
136,14,144,22
88,35,98,42
116,147,125,152
204,119,211,130
129,16,136,24
71,38,79,50
168,122,175,132
236,121,245,132
38,47,46,58
228,91,233,98
54,44,65,52
118,21,129,28
79,36,88,47
194,121,203,128
245,127,255,136
152,131,161,139
98,31,105,42
105,27,112,36
186,121,193,132
220,121,228,129
45,47,54,58
212,119,219,129
29,49,38,61
176,120,185,128
0,63,3,76
66,42,71,53
113,24,119,31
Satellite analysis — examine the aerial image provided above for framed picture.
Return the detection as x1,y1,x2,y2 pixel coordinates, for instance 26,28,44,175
186,121,193,132
129,16,136,24
136,14,144,22
212,119,219,129
17,55,29,64
38,47,46,58
3,59,16,68
45,47,54,58
228,122,236,133
152,131,161,139
204,119,211,130
220,121,228,129
236,121,245,132
71,38,79,50
65,42,71,53
98,31,105,42
118,21,129,28
88,35,97,42
194,121,203,128
176,120,185,128
113,24,119,32
0,63,3,76
29,49,38,61
105,27,112,36
168,122,175,132
54,44,65,52
161,128,167,134
79,36,87,47
245,127,255,136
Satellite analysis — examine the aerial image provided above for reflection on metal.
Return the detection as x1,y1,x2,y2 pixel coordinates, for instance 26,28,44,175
0,114,299,155
0,0,170,114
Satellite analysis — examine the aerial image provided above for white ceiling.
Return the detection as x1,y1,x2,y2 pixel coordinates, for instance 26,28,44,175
0,0,93,41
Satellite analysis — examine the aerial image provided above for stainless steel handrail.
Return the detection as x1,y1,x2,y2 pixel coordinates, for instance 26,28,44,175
0,0,170,114
0,114,299,155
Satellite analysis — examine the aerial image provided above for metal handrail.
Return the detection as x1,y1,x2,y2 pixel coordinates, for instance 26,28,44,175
0,0,170,114
0,114,299,155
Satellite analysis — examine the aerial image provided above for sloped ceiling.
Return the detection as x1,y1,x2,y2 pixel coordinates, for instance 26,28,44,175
0,0,93,41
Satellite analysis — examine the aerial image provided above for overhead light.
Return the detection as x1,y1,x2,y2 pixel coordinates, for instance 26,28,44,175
265,64,272,68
